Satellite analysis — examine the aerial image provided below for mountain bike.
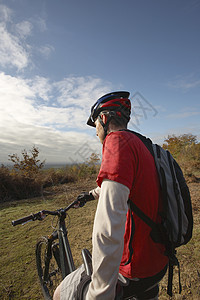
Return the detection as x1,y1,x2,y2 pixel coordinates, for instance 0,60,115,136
11,198,155,300
12,198,93,300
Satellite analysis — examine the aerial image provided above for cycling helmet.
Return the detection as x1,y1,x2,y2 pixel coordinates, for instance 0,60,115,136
87,91,131,128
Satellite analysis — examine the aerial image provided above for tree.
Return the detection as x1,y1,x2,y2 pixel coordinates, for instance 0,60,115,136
8,146,45,178
162,134,200,176
162,134,198,159
87,152,100,166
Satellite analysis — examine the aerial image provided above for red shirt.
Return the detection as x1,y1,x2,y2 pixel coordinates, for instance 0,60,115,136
97,130,168,278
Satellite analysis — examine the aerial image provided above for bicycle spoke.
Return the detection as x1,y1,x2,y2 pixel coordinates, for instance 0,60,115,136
36,237,62,299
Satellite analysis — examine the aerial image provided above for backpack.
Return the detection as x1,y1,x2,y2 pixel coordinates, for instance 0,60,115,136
125,130,193,296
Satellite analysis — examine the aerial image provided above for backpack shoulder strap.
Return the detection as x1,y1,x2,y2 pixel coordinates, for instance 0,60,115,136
121,129,154,157
128,199,156,229
128,199,164,244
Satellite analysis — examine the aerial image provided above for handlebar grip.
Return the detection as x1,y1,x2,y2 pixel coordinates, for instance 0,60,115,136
12,214,34,226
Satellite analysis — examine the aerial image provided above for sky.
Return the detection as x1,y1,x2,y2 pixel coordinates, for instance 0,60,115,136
0,0,200,165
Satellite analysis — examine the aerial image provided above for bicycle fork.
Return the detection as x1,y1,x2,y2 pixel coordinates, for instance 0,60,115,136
43,231,60,284
58,219,76,279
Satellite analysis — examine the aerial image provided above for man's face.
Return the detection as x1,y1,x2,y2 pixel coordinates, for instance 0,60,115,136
95,117,105,144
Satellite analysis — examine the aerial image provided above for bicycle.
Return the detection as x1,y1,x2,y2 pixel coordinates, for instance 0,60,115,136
12,198,93,300
11,198,153,300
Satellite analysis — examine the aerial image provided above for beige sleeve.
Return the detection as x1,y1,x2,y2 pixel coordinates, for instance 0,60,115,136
86,179,129,300
89,186,101,200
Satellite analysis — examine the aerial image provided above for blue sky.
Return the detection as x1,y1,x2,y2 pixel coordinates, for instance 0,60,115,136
0,0,200,164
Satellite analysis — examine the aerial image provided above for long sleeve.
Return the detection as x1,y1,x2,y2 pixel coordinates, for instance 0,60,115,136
89,186,101,200
86,179,129,300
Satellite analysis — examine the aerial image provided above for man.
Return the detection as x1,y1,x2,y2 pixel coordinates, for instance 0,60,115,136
54,91,168,300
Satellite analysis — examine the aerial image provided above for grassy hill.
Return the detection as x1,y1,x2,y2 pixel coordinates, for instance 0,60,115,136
0,179,199,299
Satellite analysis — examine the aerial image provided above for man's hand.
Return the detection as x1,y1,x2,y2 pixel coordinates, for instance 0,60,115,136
74,192,95,208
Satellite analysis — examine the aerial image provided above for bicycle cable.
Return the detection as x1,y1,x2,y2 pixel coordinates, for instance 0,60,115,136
50,212,71,230
65,212,71,228
51,215,59,230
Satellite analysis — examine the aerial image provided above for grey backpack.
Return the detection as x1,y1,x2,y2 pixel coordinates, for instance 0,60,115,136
125,130,193,296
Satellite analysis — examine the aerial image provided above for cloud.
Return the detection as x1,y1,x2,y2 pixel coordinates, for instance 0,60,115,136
0,73,111,163
166,106,200,119
34,16,47,32
28,76,52,102
38,44,55,59
168,74,200,91
167,111,200,119
0,4,52,71
0,23,29,70
54,76,111,109
0,121,98,164
0,4,13,22
15,20,33,38
146,124,200,147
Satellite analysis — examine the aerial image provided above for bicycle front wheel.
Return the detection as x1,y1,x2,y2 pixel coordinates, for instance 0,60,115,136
36,236,62,300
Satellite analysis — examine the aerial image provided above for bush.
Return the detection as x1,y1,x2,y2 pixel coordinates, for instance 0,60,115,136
42,168,76,188
178,143,200,176
0,165,42,202
8,146,45,178
163,134,197,159
0,150,101,202
163,134,200,177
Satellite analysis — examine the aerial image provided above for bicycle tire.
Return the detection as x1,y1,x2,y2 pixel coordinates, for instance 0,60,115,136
36,236,62,300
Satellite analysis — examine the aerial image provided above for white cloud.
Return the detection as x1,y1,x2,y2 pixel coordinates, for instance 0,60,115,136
146,124,200,147
55,76,111,109
15,20,33,38
167,111,200,119
0,4,13,22
0,73,110,163
38,44,55,59
28,76,52,102
0,23,29,70
166,106,200,119
34,16,47,32
168,74,200,91
0,4,53,71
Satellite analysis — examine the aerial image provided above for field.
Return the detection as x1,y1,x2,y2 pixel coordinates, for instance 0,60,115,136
0,178,199,299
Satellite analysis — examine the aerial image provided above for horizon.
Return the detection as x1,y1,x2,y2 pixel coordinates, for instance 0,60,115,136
0,0,200,164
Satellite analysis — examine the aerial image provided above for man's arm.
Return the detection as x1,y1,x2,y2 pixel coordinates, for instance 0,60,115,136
86,179,129,300
90,186,101,200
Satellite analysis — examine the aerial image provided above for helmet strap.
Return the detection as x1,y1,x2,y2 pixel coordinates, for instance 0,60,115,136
98,114,113,139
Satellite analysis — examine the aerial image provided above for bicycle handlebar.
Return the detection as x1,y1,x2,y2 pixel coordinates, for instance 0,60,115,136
12,213,37,226
12,199,81,226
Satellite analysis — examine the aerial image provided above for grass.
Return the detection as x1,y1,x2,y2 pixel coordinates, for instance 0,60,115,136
0,179,97,300
159,181,200,299
0,179,199,299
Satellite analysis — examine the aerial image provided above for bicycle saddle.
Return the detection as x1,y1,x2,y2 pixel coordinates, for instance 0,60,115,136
81,248,92,276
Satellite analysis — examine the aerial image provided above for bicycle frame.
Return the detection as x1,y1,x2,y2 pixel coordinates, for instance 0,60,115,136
12,199,92,299
57,210,75,278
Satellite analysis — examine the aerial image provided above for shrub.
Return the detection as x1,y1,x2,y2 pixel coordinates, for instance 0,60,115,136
8,146,45,178
0,165,42,202
0,150,101,202
163,134,200,176
42,168,76,188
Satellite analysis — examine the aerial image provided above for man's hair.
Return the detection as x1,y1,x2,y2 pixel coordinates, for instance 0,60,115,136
100,111,129,128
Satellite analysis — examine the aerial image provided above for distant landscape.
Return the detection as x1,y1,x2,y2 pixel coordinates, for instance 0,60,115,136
0,134,199,299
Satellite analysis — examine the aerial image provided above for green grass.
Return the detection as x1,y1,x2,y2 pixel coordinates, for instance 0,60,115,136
0,180,199,299
0,180,97,300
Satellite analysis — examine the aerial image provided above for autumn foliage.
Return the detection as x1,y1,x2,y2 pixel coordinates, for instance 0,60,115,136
0,147,100,202
162,134,200,177
0,135,199,202
8,146,45,178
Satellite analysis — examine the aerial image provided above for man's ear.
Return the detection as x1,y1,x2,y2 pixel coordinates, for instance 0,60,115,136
101,114,107,124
